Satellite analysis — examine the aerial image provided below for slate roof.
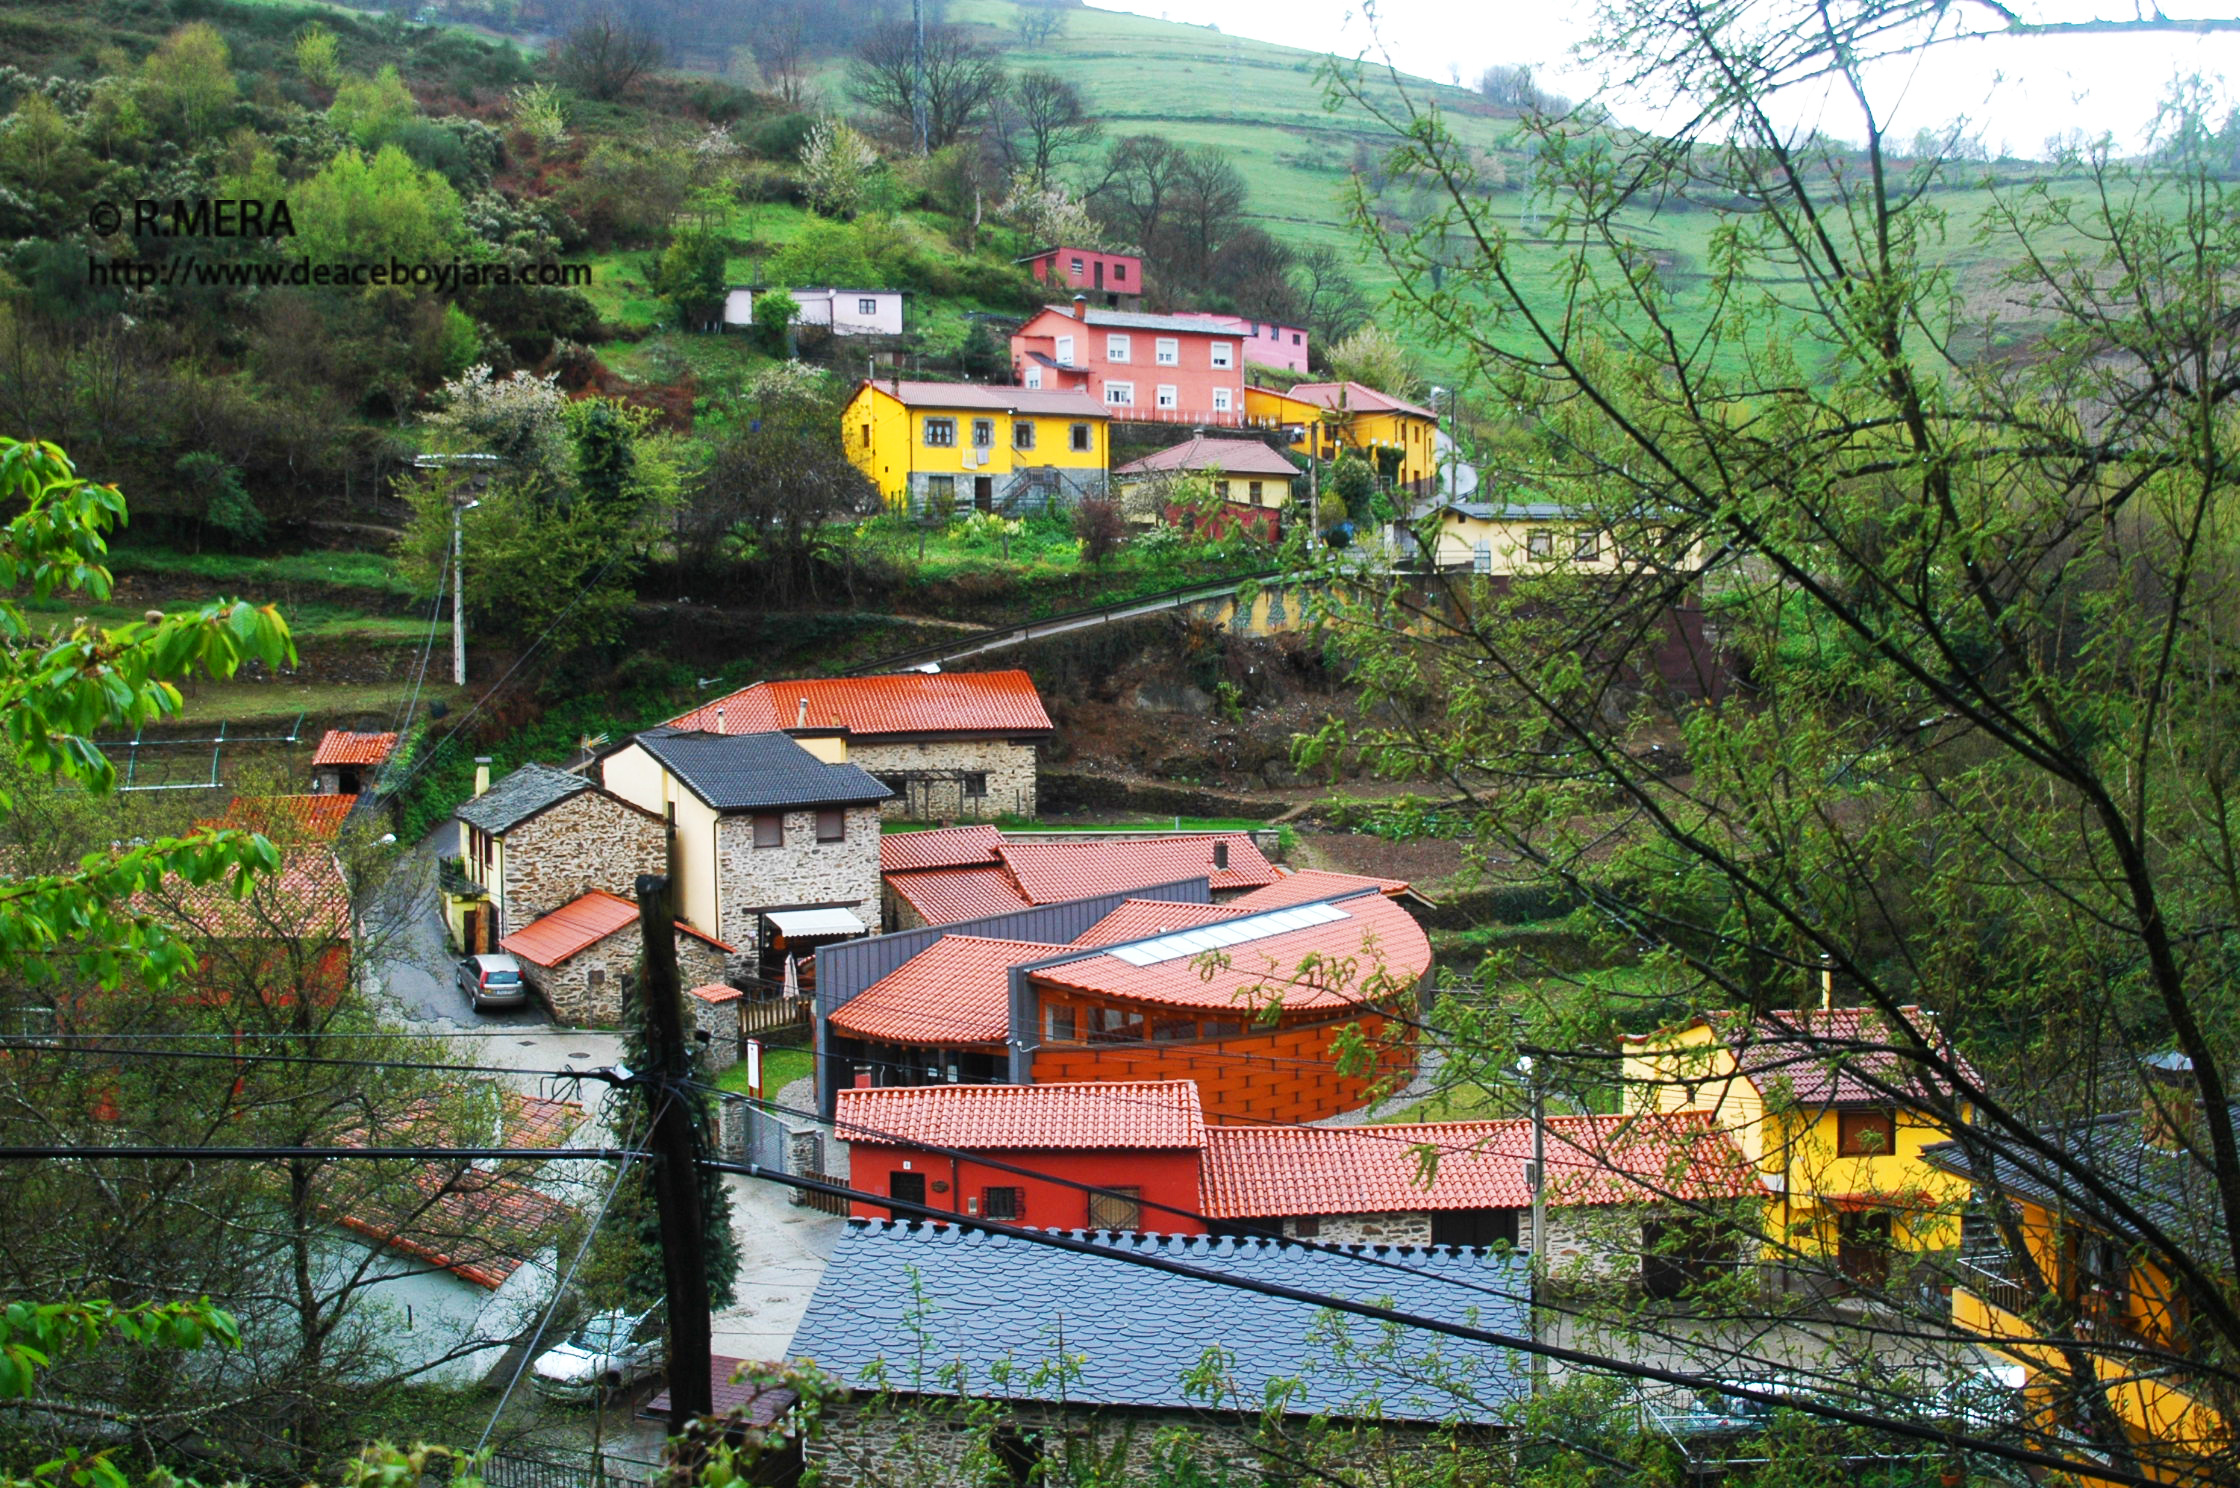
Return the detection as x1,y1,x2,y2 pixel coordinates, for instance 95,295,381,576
630,729,891,813
1649,1006,1980,1108
886,866,1035,925
880,824,1006,873
1228,868,1412,911
671,670,1056,739
837,1080,1206,1150
862,380,1106,417
791,1221,1530,1420
1199,1110,1757,1219
1283,380,1438,422
311,730,397,768
455,762,590,835
1031,889,1429,1014
1114,437,1300,479
998,835,1277,901
499,890,734,968
827,935,1071,1045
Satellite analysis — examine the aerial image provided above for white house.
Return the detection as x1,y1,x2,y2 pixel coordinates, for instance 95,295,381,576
723,287,905,337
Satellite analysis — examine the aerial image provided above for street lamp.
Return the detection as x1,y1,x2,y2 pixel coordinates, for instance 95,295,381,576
452,497,480,686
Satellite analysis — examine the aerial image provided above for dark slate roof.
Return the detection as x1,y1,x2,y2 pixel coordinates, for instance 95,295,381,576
455,762,589,834
790,1221,1530,1421
633,728,892,813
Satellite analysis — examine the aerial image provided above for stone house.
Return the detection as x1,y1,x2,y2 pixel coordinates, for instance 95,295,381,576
309,730,396,796
599,728,889,980
498,889,731,1026
666,671,1055,822
448,760,668,954
790,1220,1526,1487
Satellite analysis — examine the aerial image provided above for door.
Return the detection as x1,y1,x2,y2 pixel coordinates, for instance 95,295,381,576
1643,1216,1732,1299
888,1169,927,1221
1094,260,1105,289
974,476,994,512
1838,1209,1894,1289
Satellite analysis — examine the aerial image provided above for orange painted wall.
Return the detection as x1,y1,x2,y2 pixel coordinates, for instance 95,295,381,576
1031,1011,1416,1124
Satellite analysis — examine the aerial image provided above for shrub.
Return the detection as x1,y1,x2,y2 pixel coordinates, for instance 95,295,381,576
1073,497,1125,566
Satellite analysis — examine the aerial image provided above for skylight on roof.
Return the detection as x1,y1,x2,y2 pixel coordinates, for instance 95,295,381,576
1106,901,1349,966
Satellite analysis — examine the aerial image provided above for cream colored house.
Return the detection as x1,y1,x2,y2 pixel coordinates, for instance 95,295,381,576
599,728,889,980
1404,500,1627,574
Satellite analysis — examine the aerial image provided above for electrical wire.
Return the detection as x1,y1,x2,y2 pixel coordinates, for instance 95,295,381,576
0,1040,630,1082
0,1145,647,1161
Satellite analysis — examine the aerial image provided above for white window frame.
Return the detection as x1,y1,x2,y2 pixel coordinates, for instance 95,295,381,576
1104,381,1135,407
1155,337,1179,366
1070,256,1085,277
1209,341,1235,369
1105,333,1131,363
1024,367,1043,389
1211,386,1234,413
1055,334,1075,364
1156,385,1178,410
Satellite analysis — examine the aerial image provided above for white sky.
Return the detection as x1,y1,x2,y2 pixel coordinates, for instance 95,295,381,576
1096,0,2233,155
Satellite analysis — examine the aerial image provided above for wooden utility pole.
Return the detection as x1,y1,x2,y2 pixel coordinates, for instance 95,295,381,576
635,874,714,1427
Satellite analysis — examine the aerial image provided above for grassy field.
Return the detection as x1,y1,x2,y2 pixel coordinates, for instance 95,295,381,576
717,1045,816,1100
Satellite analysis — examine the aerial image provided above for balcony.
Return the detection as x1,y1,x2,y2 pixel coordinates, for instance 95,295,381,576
438,857,486,899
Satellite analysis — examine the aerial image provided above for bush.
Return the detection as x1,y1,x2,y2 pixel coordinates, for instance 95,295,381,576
1073,497,1125,566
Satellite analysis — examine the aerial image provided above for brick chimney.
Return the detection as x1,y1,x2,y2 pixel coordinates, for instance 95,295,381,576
2143,1052,2197,1149
473,757,491,797
1071,293,1087,320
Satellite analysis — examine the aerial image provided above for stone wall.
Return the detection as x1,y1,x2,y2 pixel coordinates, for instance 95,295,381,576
689,983,742,1072
901,466,1104,521
501,789,666,937
850,739,1039,821
1285,1211,1435,1246
524,922,729,1027
714,803,883,973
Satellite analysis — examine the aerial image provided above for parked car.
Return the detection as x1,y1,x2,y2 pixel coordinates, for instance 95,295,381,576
456,953,528,1011
531,1305,664,1403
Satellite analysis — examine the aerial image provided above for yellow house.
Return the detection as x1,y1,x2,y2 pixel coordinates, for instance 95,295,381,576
841,379,1109,518
1245,380,1439,496
1110,434,1298,533
1926,1060,2231,1479
1620,1005,1976,1278
1408,499,1624,574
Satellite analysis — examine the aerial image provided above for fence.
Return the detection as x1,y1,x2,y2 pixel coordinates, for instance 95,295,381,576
794,1172,851,1216
739,994,811,1042
468,1448,663,1488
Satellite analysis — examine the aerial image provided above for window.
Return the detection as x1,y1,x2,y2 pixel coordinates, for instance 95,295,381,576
1211,387,1233,413
860,422,871,447
1574,532,1601,561
1644,1216,1734,1298
962,771,988,798
924,418,956,448
1152,1018,1197,1041
1292,331,1302,344
1104,382,1134,407
1044,1004,1077,1041
1837,1109,1896,1156
1247,480,1263,506
1210,342,1235,369
1086,1186,1141,1231
1090,1007,1144,1043
1292,1215,1320,1239
587,968,605,991
1055,334,1075,364
1526,529,1556,560
983,1186,1026,1221
1105,333,1131,362
1155,337,1179,366
1473,542,1493,574
1201,1019,1241,1038
971,418,994,447
1069,256,1084,276
1432,1209,1520,1251
1024,368,1043,389
1112,262,1127,281
926,474,956,505
815,808,845,843
1013,421,1036,450
858,297,878,315
1156,384,1178,410
1070,423,1092,451
752,814,783,849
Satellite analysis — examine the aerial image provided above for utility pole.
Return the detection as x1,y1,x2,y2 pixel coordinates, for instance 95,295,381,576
450,496,479,687
1521,1054,1547,1394
635,874,714,1431
911,0,929,155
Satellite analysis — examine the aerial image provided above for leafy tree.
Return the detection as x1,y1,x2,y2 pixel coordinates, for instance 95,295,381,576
507,82,568,149
293,146,466,294
422,363,568,476
1072,496,1125,566
170,452,264,550
294,23,340,90
1327,451,1376,522
327,65,417,151
799,117,880,219
657,224,729,327
137,22,236,141
849,21,1007,153
1293,242,1370,348
1322,323,1421,398
750,287,799,355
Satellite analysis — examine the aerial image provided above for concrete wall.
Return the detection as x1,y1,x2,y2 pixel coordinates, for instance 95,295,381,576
500,789,666,936
851,739,1039,821
713,803,882,972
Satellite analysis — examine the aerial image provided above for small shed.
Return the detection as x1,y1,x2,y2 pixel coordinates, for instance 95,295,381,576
501,890,733,1026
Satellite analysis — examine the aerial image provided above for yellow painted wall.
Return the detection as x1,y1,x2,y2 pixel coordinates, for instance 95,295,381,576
842,384,1108,509
599,743,721,938
1244,388,1438,486
1423,510,1622,573
1114,471,1294,512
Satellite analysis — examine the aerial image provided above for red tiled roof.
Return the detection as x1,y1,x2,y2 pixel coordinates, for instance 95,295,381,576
837,1080,1205,1150
1072,898,1244,948
689,983,743,1004
1032,889,1430,1014
1283,380,1438,422
202,794,356,842
645,1358,799,1426
1228,869,1411,911
311,730,397,768
828,935,1071,1045
880,824,1006,873
338,1170,574,1290
669,670,1055,738
997,835,1277,902
1198,1110,1756,1219
500,890,734,968
887,866,1034,925
1114,437,1301,479
1676,1006,1978,1107
148,850,352,942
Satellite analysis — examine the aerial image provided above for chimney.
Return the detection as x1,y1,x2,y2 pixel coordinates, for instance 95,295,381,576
796,697,809,728
473,757,492,797
2143,1052,2197,1149
1213,841,1230,870
715,705,725,733
1072,293,1087,320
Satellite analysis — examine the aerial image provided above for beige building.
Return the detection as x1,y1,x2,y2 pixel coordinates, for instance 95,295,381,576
450,761,668,954
1403,499,1633,575
1111,434,1298,532
599,728,889,980
665,671,1056,822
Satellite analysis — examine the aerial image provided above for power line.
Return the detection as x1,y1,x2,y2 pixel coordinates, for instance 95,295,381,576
0,1041,629,1082
711,1161,2176,1488
0,1145,647,1161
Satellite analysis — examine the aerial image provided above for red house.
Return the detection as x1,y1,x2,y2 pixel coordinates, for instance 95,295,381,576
1011,302,1249,426
1016,245,1143,309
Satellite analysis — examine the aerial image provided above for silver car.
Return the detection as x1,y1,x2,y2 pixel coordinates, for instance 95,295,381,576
456,952,528,1011
531,1305,664,1403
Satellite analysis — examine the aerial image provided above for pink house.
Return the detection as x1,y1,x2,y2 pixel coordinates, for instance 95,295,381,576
1180,313,1310,375
1017,245,1143,308
1011,300,1250,426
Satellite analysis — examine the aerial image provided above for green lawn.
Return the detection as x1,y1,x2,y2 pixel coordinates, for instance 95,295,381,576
716,1045,815,1100
160,678,471,729
106,545,412,598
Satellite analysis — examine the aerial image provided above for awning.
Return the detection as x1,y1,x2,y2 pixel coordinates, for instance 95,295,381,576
765,908,867,940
